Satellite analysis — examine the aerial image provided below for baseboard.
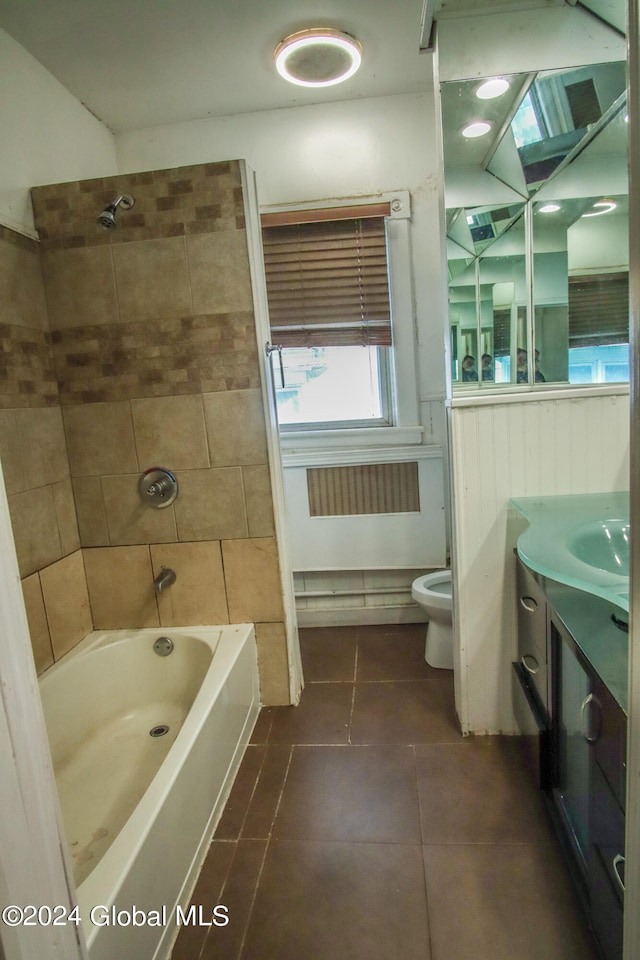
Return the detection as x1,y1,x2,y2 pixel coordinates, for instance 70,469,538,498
296,606,428,628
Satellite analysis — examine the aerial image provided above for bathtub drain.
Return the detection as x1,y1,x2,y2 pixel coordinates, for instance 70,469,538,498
150,725,170,738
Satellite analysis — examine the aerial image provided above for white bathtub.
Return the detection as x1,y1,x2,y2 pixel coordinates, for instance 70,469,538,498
38,623,260,960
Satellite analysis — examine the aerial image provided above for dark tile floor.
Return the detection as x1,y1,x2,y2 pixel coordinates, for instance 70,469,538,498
171,623,598,960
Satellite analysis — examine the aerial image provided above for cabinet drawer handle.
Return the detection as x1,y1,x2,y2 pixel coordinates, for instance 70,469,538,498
520,596,538,612
613,854,625,894
521,654,539,675
580,693,602,743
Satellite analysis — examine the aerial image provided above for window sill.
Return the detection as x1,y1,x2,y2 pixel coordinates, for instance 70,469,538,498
279,425,424,456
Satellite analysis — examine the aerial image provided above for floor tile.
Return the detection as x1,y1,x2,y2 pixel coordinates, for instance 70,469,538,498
356,624,444,681
200,839,267,960
416,738,552,844
299,627,357,681
268,682,353,744
249,707,274,744
272,744,422,843
350,679,460,744
423,842,599,960
171,840,236,960
241,745,291,838
242,840,431,960
214,745,265,840
175,627,596,960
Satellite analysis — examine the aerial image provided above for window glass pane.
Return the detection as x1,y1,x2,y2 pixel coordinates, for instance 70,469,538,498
512,90,545,148
275,346,386,426
568,344,630,384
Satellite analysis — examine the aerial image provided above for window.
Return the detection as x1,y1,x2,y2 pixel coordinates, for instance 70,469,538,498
261,203,394,430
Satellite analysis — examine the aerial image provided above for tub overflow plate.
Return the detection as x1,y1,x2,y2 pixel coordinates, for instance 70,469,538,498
153,636,174,656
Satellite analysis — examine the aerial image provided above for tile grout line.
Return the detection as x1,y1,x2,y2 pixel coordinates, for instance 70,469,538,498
348,644,359,743
412,744,437,960
232,744,295,958
266,744,295,838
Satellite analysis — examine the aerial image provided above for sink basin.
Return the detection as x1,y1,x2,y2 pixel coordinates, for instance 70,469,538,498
565,519,630,576
510,492,630,612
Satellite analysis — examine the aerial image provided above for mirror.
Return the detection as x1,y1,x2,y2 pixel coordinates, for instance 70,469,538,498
443,60,629,391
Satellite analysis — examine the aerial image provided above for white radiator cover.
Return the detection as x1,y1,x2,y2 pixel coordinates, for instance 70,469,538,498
282,446,447,571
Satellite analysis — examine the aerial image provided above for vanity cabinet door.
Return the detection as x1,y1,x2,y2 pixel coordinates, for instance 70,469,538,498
589,760,625,960
516,557,549,714
592,677,627,812
552,618,591,878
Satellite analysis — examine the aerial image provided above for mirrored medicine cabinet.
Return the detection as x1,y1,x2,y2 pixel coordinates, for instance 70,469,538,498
443,60,629,391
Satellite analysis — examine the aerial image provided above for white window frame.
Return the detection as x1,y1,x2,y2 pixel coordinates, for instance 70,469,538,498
261,191,420,449
275,344,393,432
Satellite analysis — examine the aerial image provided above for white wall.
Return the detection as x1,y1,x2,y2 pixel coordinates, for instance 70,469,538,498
0,28,117,237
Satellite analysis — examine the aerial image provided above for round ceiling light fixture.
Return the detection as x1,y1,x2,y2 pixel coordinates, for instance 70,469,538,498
538,203,561,213
462,121,492,139
476,77,510,100
582,200,617,217
274,28,362,87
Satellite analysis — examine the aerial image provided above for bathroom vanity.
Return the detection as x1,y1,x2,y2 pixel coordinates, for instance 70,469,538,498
511,493,629,960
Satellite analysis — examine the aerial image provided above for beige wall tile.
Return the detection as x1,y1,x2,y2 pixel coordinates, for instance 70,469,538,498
151,541,229,627
203,389,268,466
112,237,192,322
0,238,48,330
243,464,275,537
9,487,61,577
84,545,159,629
41,246,117,330
222,537,284,622
52,479,81,555
255,621,290,705
21,573,54,674
63,401,138,477
174,467,248,541
187,232,254,314
0,410,24,495
101,474,177,545
39,552,92,660
73,477,109,546
131,395,209,470
16,407,69,488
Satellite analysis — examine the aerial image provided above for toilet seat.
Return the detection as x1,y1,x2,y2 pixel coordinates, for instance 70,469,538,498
411,570,453,611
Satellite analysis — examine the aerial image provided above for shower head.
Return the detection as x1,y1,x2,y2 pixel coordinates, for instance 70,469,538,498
96,193,135,230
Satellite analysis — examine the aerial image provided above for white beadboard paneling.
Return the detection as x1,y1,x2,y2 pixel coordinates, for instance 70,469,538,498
450,390,630,734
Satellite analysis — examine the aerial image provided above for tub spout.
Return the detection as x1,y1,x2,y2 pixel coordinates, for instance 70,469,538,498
154,567,176,593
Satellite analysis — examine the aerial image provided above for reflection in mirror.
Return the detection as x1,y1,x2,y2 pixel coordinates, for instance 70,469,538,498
487,62,627,195
450,208,527,386
443,58,628,393
533,192,629,385
478,212,527,385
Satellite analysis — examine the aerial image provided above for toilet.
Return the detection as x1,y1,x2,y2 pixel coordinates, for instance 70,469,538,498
411,570,453,669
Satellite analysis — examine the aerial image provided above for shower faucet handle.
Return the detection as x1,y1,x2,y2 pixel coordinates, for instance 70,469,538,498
138,467,178,508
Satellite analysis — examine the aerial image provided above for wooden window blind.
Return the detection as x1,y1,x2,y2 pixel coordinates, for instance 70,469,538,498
492,309,511,357
568,272,629,347
261,203,392,348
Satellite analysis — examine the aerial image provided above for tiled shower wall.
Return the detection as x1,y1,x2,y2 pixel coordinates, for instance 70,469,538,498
0,223,92,673
0,161,291,704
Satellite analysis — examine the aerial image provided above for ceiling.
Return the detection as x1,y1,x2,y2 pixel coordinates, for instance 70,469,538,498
0,0,432,133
